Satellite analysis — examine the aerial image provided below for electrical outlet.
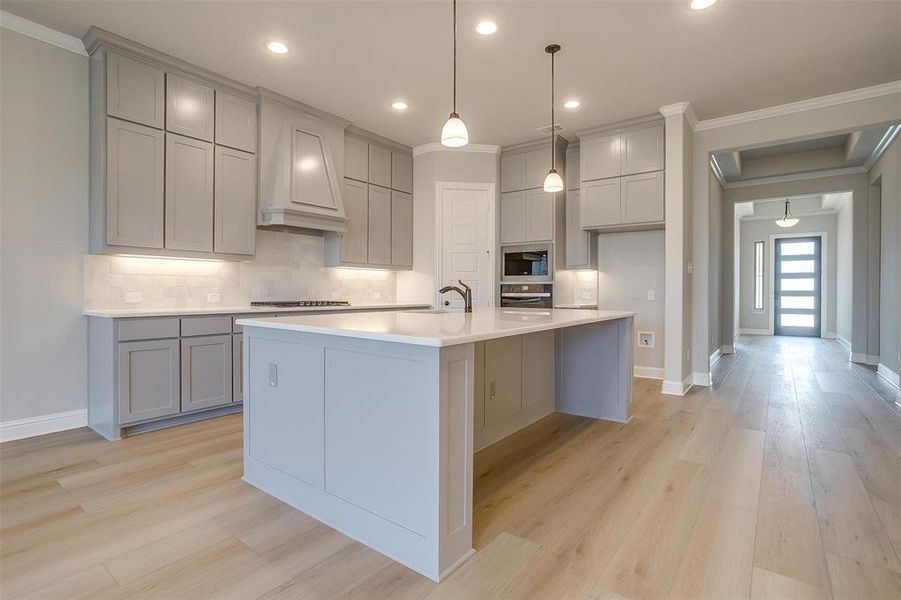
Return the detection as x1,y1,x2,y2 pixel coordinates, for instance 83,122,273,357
637,331,655,348
647,290,655,301
124,292,142,304
206,292,221,303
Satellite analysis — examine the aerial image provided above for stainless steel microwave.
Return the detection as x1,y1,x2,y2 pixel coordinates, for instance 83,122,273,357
502,245,552,283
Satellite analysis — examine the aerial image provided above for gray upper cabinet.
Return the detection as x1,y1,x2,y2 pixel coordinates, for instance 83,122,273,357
368,145,392,189
367,185,392,265
566,147,580,191
565,190,596,269
500,191,526,245
621,124,664,175
339,178,369,264
391,152,413,194
106,52,164,129
581,178,621,229
181,334,233,412
165,134,214,252
118,338,180,424
166,74,215,142
500,153,525,193
524,148,551,191
215,90,257,153
344,136,369,182
106,118,165,248
525,189,554,242
391,190,413,268
581,134,620,182
621,171,664,224
214,146,256,255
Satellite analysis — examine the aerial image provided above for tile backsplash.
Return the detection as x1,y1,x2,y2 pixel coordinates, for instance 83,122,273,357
84,231,397,309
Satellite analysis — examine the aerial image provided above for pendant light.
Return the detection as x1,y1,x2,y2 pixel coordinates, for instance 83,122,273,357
775,198,799,228
542,44,564,193
441,0,469,147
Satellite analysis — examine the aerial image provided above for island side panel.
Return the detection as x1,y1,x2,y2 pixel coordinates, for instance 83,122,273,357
555,317,634,423
241,326,466,582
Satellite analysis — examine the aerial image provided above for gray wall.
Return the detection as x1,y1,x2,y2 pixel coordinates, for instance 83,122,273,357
1,30,89,422
708,169,723,354
868,136,900,374
835,195,853,345
597,231,665,371
738,214,838,335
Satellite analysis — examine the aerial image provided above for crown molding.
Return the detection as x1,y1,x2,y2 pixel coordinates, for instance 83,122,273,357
345,125,412,154
695,80,901,132
574,113,663,139
413,143,500,156
0,10,86,56
502,135,568,155
864,124,900,171
659,102,698,130
723,166,867,189
257,87,350,127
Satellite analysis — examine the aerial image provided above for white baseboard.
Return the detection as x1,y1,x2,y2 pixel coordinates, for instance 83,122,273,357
877,364,900,390
661,374,694,396
739,328,771,336
0,409,87,443
822,332,836,339
836,336,852,352
692,372,712,387
634,365,664,380
709,347,722,367
850,353,880,366
721,344,734,354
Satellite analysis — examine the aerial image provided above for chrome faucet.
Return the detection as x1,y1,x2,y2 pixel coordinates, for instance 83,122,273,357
439,280,473,312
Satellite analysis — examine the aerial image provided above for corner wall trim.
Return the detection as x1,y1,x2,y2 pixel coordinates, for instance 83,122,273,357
721,345,735,354
0,409,87,443
835,336,852,352
0,10,87,56
850,353,880,366
661,375,694,396
877,364,900,390
709,347,723,367
634,365,664,380
739,328,771,336
692,372,712,387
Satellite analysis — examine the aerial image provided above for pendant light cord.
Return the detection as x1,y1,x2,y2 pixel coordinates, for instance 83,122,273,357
452,0,457,115
550,50,555,171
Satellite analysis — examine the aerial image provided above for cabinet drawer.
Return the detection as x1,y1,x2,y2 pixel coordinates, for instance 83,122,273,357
118,317,180,341
181,316,232,337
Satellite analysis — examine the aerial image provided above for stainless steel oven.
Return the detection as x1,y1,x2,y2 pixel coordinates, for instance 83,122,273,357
502,245,552,283
500,283,553,309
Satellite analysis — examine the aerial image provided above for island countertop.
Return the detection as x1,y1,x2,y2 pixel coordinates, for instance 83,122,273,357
236,307,635,347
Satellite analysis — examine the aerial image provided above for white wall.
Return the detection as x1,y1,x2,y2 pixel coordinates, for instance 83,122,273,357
596,231,666,371
708,169,723,354
868,136,900,374
738,214,838,335
835,194,853,345
1,29,88,422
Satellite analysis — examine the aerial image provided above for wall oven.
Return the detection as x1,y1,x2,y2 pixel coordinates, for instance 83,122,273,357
500,283,553,309
502,245,552,283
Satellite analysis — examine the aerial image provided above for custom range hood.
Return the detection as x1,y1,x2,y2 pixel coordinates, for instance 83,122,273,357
257,88,348,232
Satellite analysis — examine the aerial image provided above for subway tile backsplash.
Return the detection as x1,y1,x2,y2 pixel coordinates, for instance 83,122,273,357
84,231,397,309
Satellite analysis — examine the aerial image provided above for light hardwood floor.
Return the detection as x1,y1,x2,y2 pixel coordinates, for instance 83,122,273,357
2,335,900,599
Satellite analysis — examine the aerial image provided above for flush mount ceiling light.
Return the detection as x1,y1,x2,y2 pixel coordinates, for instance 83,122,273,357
690,0,718,9
542,44,564,193
564,99,581,109
265,40,289,55
441,0,469,147
391,101,409,111
475,21,497,35
775,199,800,228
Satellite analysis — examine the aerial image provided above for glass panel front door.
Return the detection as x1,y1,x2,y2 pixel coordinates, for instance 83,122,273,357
774,236,821,337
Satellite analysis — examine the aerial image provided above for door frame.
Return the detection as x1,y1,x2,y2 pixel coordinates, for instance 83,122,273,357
767,230,828,337
435,181,497,309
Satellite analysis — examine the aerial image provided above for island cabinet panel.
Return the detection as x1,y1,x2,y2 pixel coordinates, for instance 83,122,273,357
181,334,233,412
214,146,257,255
522,331,554,408
367,184,392,265
118,339,180,424
323,346,434,537
344,136,369,182
215,90,257,153
484,336,523,426
246,338,324,487
106,118,165,248
106,52,164,129
166,74,215,142
232,334,243,403
391,191,413,268
368,144,392,188
621,124,664,175
581,177,621,228
165,134,214,252
500,191,526,245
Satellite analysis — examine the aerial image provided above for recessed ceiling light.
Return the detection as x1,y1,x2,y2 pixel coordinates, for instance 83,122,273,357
564,100,581,109
391,101,408,111
265,41,289,55
475,21,497,35
690,0,718,9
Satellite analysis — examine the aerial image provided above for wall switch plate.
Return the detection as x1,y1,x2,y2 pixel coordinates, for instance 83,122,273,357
647,290,655,301
637,331,655,348
124,292,142,304
206,292,221,303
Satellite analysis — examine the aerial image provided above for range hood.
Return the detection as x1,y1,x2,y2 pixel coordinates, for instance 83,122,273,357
257,88,349,232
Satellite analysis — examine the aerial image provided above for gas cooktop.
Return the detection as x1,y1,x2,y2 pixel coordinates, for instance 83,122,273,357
250,300,351,308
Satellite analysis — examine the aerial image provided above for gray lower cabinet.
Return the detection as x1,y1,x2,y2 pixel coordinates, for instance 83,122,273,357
118,339,180,424
233,334,243,403
181,334,233,412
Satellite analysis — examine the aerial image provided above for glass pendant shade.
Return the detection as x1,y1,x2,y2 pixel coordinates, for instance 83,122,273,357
441,113,469,147
775,199,799,228
543,169,564,192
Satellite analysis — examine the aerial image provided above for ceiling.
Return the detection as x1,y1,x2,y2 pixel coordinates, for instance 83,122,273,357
4,1,900,147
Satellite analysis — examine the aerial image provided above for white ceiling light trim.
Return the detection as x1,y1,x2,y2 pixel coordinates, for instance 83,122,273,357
265,40,289,54
475,21,497,35
564,100,581,109
690,0,718,10
391,101,409,111
0,10,87,55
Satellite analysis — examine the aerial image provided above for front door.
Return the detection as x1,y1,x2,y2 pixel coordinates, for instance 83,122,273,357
439,183,493,309
774,236,821,337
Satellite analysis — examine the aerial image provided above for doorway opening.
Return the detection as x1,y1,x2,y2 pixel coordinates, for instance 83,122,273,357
774,236,822,337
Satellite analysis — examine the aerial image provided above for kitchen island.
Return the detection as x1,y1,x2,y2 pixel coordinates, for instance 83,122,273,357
237,307,635,581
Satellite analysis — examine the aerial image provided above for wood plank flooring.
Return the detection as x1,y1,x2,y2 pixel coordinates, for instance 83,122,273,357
2,335,900,599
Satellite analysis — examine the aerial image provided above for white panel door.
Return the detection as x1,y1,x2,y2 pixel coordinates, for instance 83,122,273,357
440,184,493,310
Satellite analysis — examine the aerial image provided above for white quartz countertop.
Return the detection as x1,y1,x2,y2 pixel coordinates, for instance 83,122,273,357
237,307,636,347
555,303,599,309
83,303,430,318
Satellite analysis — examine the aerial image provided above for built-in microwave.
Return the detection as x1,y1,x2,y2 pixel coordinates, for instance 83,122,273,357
502,245,552,283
